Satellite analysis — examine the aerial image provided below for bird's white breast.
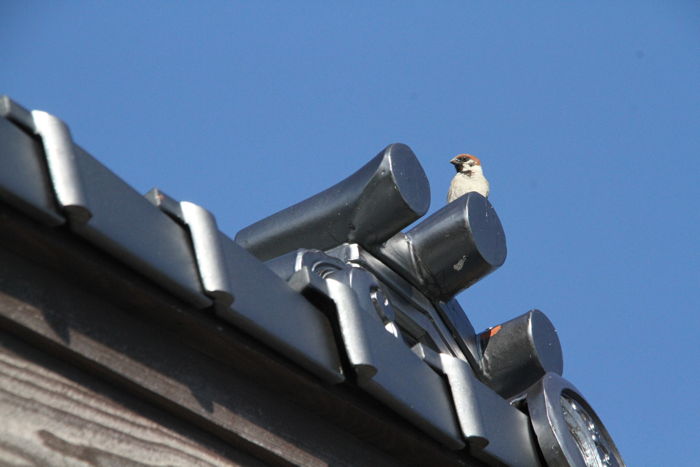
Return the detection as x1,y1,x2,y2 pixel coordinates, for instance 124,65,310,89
447,172,490,202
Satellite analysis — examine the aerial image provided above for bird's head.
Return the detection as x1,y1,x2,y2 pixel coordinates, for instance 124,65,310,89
450,154,482,175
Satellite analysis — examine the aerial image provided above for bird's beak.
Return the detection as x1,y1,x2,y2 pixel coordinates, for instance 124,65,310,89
450,157,460,166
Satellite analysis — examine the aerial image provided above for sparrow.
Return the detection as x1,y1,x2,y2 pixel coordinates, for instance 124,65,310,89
447,154,490,202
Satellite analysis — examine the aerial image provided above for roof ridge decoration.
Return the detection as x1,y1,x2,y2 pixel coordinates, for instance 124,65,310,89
0,95,624,466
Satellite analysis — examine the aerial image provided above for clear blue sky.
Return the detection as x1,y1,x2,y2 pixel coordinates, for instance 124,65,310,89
4,2,699,465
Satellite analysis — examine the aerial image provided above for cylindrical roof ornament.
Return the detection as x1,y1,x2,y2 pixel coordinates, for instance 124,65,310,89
480,309,563,399
373,192,507,301
235,143,430,261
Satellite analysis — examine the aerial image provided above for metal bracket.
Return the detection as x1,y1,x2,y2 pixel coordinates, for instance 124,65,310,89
143,192,235,309
31,110,91,224
268,249,465,450
285,252,389,381
414,344,543,466
0,97,65,226
180,201,234,310
148,190,344,384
